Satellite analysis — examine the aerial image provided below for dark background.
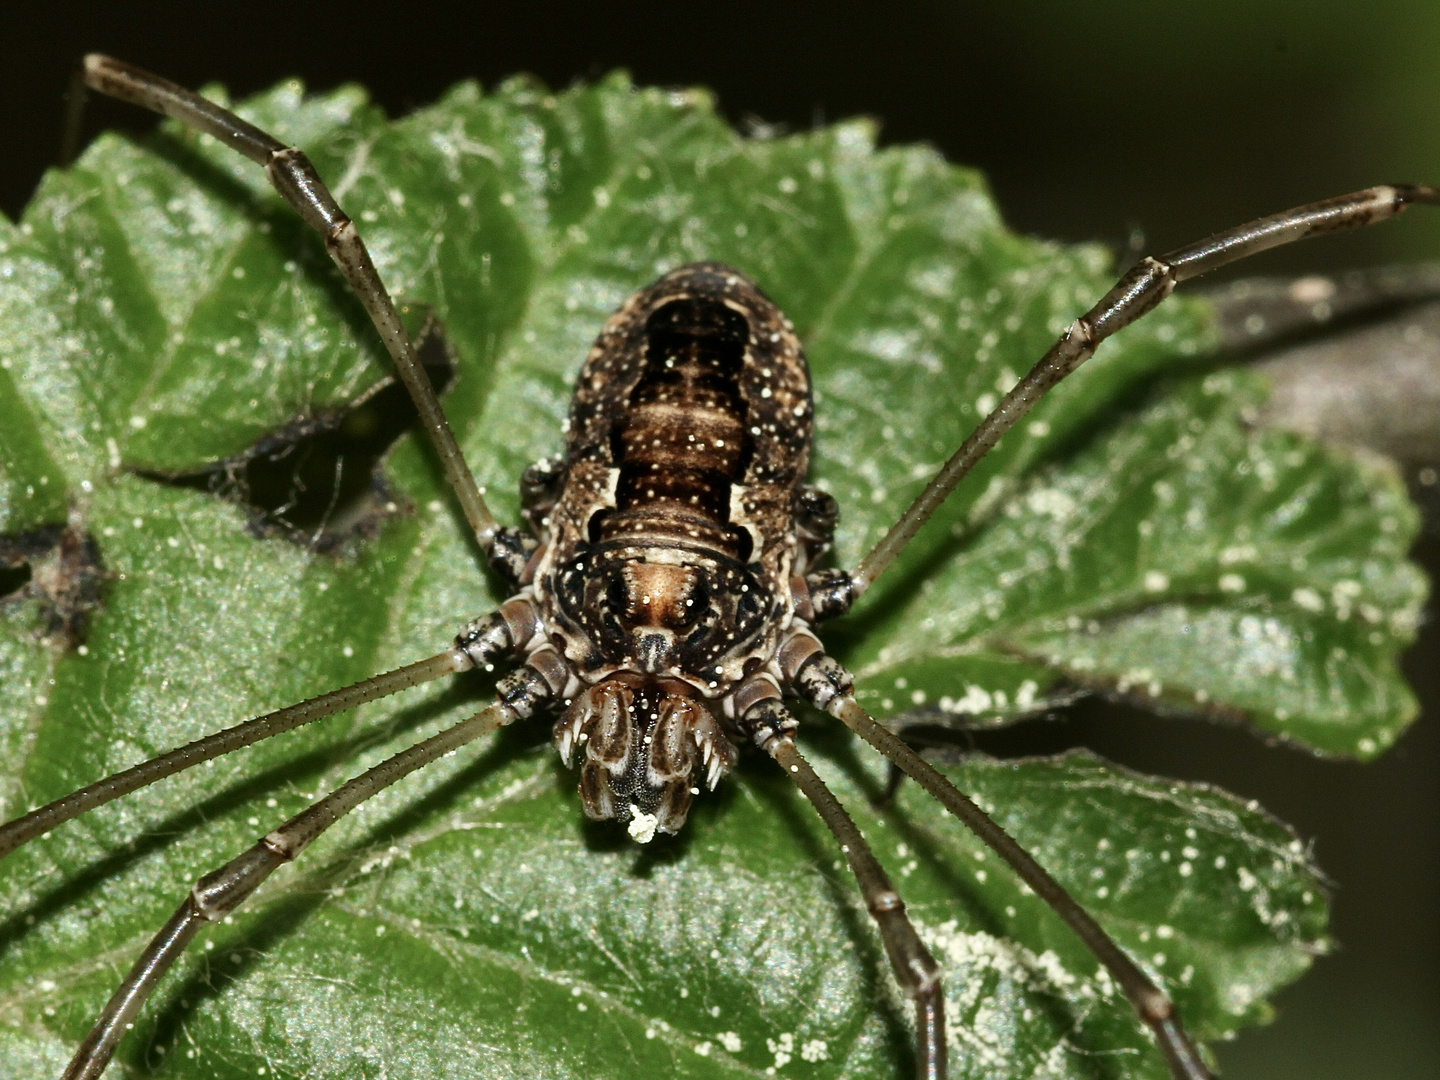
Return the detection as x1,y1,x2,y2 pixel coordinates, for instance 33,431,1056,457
2,4,1435,1078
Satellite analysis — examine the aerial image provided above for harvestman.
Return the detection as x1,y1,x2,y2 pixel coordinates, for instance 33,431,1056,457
1,56,1435,1080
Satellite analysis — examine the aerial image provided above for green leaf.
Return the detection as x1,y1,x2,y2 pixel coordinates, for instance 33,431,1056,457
844,371,1424,757
0,71,1417,1078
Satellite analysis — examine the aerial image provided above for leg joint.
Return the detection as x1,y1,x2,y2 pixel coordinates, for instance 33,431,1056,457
909,955,942,994
1134,985,1175,1023
800,568,856,622
191,843,282,921
738,698,797,752
795,650,855,713
496,646,571,718
868,888,905,915
487,527,537,586
454,596,540,670
1087,257,1176,340
266,147,347,233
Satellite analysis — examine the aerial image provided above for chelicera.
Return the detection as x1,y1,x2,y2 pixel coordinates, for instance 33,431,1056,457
1,56,1434,1080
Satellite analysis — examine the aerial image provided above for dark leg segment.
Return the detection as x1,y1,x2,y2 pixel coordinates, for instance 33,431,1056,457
853,183,1440,593
79,55,501,553
0,648,469,859
746,702,945,1080
61,701,516,1080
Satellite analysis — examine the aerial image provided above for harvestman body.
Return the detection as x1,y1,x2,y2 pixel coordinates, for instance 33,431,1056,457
2,56,1436,1080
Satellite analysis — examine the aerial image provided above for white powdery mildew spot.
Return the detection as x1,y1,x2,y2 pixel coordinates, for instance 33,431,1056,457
1388,598,1422,638
1038,1041,1071,1077
940,685,995,715
911,920,1102,1072
1219,543,1258,566
1233,615,1301,682
1025,486,1077,521
1014,679,1039,709
1330,579,1362,621
855,327,920,363
1218,573,1246,594
766,1032,795,1070
1115,667,1160,697
1222,980,1260,1018
799,1039,829,1063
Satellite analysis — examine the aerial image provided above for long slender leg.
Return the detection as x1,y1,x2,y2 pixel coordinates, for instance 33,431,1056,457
57,633,566,1080
775,634,1210,1078
0,650,462,859
60,700,516,1080
830,695,1210,1080
805,678,1208,1078
851,184,1440,594
745,702,945,1080
78,55,504,558
0,599,537,859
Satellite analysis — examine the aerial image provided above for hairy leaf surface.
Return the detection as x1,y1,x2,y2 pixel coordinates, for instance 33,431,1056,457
0,72,1415,1078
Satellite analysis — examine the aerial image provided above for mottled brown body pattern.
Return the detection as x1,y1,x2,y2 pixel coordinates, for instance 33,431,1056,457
527,263,819,836
28,58,1437,1079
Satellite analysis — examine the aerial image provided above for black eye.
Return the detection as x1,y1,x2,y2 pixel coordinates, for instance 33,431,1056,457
606,570,627,614
674,575,710,627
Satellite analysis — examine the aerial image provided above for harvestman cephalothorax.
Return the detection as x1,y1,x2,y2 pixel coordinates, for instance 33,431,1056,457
1,56,1434,1080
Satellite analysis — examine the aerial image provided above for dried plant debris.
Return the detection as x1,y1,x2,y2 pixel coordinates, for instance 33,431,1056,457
0,521,107,649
